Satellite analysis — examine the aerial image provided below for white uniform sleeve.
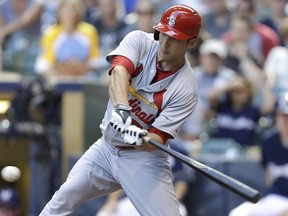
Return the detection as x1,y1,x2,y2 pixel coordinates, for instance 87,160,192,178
152,68,199,138
106,30,149,68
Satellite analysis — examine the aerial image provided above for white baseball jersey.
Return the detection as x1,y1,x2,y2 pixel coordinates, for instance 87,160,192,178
102,30,198,146
39,30,198,216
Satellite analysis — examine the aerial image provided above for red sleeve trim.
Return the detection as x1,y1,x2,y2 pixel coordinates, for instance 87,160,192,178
109,55,134,76
149,127,172,144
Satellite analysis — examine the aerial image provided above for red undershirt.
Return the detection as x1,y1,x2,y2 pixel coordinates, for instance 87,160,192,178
110,55,177,143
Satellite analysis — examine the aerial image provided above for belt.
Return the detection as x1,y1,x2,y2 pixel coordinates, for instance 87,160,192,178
114,146,136,150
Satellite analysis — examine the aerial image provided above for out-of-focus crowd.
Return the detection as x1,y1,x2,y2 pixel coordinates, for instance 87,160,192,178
0,0,287,146
0,0,288,216
0,0,161,79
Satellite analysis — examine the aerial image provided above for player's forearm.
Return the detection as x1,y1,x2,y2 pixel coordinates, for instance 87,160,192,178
265,171,273,187
98,190,124,214
109,66,130,106
174,181,189,201
206,86,228,108
137,132,164,151
260,82,275,115
106,190,124,203
240,57,264,90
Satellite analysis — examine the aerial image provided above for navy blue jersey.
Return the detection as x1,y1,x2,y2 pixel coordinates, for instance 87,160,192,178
261,128,288,197
214,100,261,147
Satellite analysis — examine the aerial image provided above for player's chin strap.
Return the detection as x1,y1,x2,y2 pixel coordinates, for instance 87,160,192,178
154,30,160,40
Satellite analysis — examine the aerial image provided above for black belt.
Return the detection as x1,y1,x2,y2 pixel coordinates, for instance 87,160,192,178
114,146,136,150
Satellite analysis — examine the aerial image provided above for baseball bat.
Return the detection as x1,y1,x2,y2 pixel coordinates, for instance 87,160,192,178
142,136,260,203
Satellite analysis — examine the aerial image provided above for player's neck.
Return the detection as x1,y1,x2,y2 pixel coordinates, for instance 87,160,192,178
157,57,185,71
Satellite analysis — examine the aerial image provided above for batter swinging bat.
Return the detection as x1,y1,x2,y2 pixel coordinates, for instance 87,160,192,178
142,136,260,203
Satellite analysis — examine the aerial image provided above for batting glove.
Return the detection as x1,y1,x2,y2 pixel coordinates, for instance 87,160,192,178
123,125,148,146
110,104,132,133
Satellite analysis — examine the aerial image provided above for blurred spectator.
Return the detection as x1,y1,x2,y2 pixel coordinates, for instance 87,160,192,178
258,0,288,44
228,91,288,216
206,74,275,148
83,0,100,24
201,0,234,39
176,0,209,15
255,0,273,21
0,0,41,45
95,141,194,216
91,0,129,75
233,0,280,59
0,0,42,73
223,15,265,70
264,17,288,98
93,0,127,75
123,0,139,14
34,0,100,78
178,39,236,142
125,0,156,33
185,36,203,68
40,0,58,32
154,0,175,15
222,15,272,94
0,188,21,216
0,0,58,44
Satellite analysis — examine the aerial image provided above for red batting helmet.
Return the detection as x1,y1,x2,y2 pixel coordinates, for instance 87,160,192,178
153,5,202,41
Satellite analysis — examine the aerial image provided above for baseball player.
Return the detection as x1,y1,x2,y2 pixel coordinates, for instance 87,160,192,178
40,4,201,216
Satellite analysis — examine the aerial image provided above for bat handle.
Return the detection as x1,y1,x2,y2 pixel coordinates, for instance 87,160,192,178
142,136,150,142
139,133,148,139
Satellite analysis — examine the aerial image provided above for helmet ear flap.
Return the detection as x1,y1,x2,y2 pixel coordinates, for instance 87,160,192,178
154,30,160,40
